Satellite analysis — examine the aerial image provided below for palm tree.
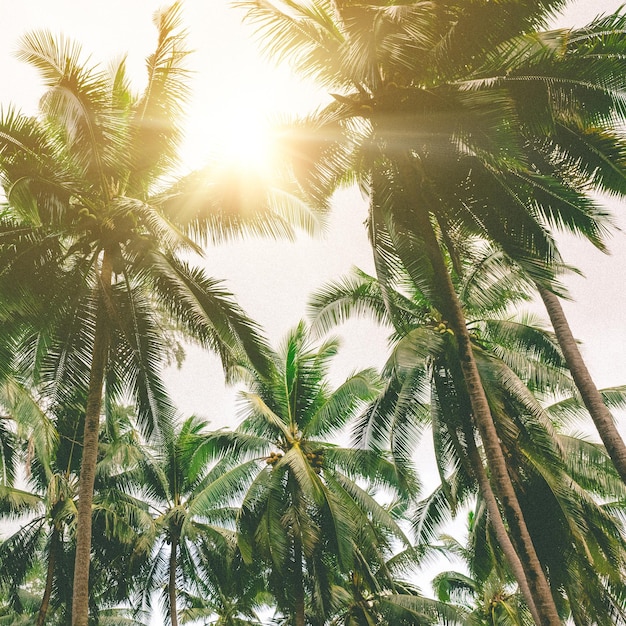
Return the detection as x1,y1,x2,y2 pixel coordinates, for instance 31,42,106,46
308,241,626,623
432,512,533,626
308,243,561,621
0,398,152,625
125,414,259,626
236,2,626,621
177,534,269,626
197,322,415,626
424,419,626,626
0,4,319,625
325,540,465,626
0,383,81,625
537,284,626,483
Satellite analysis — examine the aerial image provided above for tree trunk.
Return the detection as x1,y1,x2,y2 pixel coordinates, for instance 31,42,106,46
71,253,112,626
293,532,306,626
37,525,60,626
169,532,179,626
412,216,560,625
538,284,626,485
464,426,541,624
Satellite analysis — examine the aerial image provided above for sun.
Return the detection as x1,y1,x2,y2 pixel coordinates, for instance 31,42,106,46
215,114,276,174
186,103,279,179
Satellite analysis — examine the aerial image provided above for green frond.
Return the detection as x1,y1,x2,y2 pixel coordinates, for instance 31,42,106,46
0,485,43,518
145,253,272,377
330,470,410,547
557,434,626,499
0,517,46,591
0,378,57,470
459,245,535,315
188,429,268,477
307,268,394,335
393,326,442,371
377,590,465,625
107,281,176,442
236,0,347,91
239,391,293,443
188,459,261,520
548,123,626,200
432,570,478,604
17,30,128,188
128,1,190,189
547,385,626,428
326,446,420,500
159,158,325,244
112,196,202,256
306,367,381,438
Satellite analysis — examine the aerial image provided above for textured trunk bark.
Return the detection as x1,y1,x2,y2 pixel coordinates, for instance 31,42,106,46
37,525,60,626
169,533,179,626
412,217,560,625
464,426,541,624
71,252,112,626
538,285,626,485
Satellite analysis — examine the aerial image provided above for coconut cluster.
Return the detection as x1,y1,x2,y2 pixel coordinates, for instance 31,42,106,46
266,451,283,465
433,321,454,336
306,451,324,474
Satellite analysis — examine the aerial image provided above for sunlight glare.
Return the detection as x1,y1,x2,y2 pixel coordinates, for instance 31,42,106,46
207,107,277,177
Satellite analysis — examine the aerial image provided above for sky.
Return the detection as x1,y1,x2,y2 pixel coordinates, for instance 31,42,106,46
1,0,626,622
1,1,624,419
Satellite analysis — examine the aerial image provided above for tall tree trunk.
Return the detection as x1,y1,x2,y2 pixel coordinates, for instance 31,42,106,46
464,425,541,624
169,532,179,626
293,532,306,626
71,253,112,626
37,525,60,626
538,284,626,485
410,215,560,625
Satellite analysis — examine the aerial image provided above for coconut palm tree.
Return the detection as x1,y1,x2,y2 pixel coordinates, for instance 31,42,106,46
431,512,533,626
177,533,269,626
537,284,626,483
0,398,152,625
236,2,626,621
308,245,562,622
196,322,415,626
423,419,626,626
0,382,76,625
124,414,262,626
0,4,320,625
308,241,626,623
323,538,465,626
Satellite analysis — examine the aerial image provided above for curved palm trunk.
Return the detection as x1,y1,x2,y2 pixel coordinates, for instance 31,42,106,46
169,532,179,626
412,217,560,625
538,285,626,485
37,525,60,626
464,426,541,624
71,253,112,626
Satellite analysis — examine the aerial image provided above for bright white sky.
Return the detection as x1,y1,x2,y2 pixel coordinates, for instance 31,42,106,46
1,1,626,622
1,0,623,415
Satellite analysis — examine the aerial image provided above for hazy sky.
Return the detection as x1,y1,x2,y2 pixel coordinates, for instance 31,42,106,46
1,0,625,456
1,1,625,621
3,0,622,414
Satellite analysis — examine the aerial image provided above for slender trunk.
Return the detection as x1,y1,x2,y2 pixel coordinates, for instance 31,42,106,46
37,525,60,626
169,532,179,626
293,532,306,626
286,472,306,626
538,285,626,484
413,217,560,625
464,426,541,624
71,253,112,626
